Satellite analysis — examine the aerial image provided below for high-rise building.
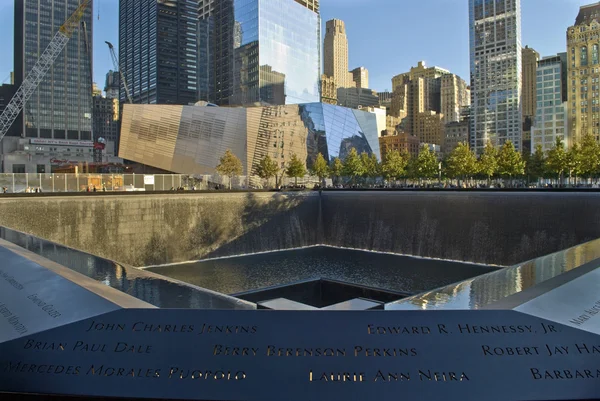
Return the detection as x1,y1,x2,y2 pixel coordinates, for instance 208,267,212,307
567,2,600,144
92,95,120,155
531,54,568,152
14,0,93,140
204,0,320,106
415,111,445,146
522,46,540,121
351,67,369,89
337,87,379,109
440,74,470,125
104,70,120,100
294,0,319,12
320,74,337,105
391,61,451,141
469,0,523,153
324,19,350,90
521,46,539,153
119,0,199,105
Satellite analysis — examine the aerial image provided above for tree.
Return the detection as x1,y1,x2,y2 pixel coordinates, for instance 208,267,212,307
526,144,546,183
381,150,408,182
578,133,600,179
567,142,582,186
496,140,525,186
445,142,478,185
342,148,365,184
310,153,329,185
545,137,568,185
216,149,243,189
256,154,279,188
360,152,380,184
285,153,307,186
414,144,439,180
478,141,498,186
329,157,344,185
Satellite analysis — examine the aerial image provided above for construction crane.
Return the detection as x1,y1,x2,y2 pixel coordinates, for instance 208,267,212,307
0,0,92,142
105,41,132,104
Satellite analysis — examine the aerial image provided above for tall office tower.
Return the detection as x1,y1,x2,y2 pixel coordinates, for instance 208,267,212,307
14,0,93,140
469,0,523,154
440,73,471,124
521,46,540,153
522,46,540,121
351,67,369,89
567,3,600,144
208,0,320,106
119,0,198,105
324,19,350,90
392,62,449,140
294,0,319,12
531,54,568,152
104,71,120,100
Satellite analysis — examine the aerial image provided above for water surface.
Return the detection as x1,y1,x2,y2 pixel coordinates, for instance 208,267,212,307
148,246,498,295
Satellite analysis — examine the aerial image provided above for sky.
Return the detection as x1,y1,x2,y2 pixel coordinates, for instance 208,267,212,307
0,0,594,93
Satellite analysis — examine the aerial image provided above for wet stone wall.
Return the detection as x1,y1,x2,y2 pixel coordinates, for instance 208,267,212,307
0,192,320,267
1,191,599,267
321,191,600,266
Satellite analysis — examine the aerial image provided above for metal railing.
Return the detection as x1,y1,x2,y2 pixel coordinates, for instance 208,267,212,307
0,173,318,193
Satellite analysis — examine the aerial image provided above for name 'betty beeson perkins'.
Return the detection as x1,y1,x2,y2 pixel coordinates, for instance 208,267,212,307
84,321,258,334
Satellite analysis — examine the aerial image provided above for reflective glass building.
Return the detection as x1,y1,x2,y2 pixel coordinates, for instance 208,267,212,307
14,0,93,140
201,0,320,106
119,103,380,176
469,0,522,153
119,0,198,105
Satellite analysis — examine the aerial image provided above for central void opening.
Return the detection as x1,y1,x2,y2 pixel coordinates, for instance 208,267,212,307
147,246,497,298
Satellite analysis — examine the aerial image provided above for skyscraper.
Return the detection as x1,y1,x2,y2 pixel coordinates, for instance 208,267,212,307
469,0,523,153
204,0,320,106
14,0,93,140
567,2,600,144
119,0,198,105
531,53,568,152
104,70,120,100
324,19,351,90
351,67,369,89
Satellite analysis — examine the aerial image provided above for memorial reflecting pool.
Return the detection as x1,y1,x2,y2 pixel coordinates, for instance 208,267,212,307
147,246,497,295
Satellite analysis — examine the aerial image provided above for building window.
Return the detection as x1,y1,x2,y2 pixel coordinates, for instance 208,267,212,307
581,46,588,66
12,164,25,174
593,44,599,65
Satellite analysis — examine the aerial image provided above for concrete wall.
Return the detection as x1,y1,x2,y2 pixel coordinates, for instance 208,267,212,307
1,191,600,267
0,192,320,267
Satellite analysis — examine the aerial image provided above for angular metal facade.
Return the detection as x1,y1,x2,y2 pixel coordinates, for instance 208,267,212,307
119,103,381,175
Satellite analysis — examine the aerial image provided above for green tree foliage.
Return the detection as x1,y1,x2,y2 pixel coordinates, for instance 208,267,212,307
545,137,568,183
285,153,307,186
414,145,439,179
342,148,365,183
567,142,582,184
445,142,478,182
478,141,498,185
578,133,600,177
256,154,279,188
360,152,380,181
329,157,344,184
526,144,546,182
496,140,525,182
216,149,243,189
310,153,330,183
381,150,409,182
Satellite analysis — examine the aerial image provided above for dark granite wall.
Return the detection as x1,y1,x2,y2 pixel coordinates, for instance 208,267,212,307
0,192,320,266
321,192,600,266
1,191,599,267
